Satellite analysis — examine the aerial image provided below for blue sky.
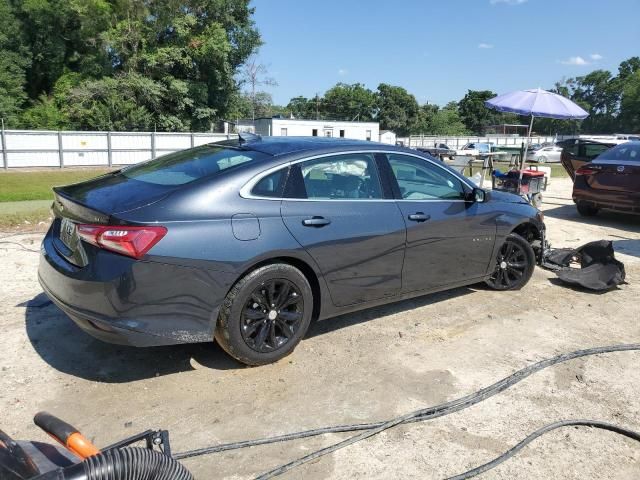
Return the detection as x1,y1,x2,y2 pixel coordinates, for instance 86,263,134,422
252,0,640,106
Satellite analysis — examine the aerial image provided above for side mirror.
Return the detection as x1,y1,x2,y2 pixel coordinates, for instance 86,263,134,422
472,188,489,203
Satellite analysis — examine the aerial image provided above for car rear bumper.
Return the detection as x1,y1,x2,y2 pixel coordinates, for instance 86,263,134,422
573,188,640,215
38,226,235,347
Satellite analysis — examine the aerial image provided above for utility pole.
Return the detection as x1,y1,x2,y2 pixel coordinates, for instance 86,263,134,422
316,94,320,120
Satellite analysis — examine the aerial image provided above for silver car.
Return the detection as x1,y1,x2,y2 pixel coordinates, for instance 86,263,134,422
527,145,563,163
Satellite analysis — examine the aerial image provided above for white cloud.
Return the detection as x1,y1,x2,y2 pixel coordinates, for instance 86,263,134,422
478,43,494,49
590,53,603,61
338,68,348,76
490,0,528,5
560,56,589,66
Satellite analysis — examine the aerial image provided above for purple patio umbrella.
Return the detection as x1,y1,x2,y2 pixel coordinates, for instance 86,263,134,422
485,88,589,183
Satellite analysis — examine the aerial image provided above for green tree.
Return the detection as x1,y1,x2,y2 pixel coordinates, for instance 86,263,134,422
619,70,640,132
427,102,468,135
286,96,318,120
9,0,261,131
322,83,377,121
376,84,419,136
458,90,520,134
569,70,620,133
13,0,112,99
0,1,30,125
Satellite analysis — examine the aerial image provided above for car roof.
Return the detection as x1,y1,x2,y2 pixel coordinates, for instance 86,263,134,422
216,136,398,157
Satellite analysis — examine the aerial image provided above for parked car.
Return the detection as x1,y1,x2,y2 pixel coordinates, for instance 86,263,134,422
570,141,640,216
416,143,456,160
559,138,617,181
39,136,545,365
526,145,563,163
456,142,491,157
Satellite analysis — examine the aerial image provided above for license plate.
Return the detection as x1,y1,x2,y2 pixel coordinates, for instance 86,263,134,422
60,217,76,249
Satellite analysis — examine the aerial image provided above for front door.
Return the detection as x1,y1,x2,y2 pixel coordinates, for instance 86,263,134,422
281,152,406,307
382,153,497,292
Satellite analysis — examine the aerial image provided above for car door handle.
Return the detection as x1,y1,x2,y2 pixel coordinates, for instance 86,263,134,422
408,212,430,222
302,216,331,227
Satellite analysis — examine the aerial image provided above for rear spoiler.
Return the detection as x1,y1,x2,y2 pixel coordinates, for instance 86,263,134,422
53,189,110,224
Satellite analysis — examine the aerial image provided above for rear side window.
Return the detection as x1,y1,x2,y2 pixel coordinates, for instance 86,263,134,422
597,142,640,162
251,168,288,197
287,153,383,200
581,143,611,160
120,146,268,186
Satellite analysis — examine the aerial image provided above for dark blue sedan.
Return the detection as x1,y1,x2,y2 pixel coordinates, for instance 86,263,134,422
39,135,545,365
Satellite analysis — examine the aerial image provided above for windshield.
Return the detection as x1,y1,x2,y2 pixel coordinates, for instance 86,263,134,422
597,142,640,162
120,145,269,185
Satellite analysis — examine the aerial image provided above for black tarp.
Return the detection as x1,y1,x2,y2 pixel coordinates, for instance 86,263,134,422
542,240,626,291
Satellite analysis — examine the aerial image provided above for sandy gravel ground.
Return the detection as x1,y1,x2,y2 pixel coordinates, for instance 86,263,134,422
1,177,639,479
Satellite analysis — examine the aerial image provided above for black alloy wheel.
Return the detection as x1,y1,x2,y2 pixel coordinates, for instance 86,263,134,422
486,233,535,291
241,279,304,353
215,263,313,366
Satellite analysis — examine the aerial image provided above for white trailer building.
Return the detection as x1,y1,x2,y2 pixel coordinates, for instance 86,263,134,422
254,118,379,141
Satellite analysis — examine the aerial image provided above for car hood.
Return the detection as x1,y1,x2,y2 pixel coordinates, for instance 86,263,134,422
489,189,529,204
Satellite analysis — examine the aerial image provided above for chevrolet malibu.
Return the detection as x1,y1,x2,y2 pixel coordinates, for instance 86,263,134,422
39,136,546,365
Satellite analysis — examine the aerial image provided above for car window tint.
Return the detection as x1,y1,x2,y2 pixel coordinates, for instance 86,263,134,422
562,141,579,156
121,146,268,186
583,143,611,160
251,168,288,197
297,154,382,200
386,154,465,201
597,142,640,162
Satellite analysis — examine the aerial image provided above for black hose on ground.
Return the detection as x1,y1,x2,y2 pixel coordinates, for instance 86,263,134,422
33,448,193,480
172,343,640,479
446,420,640,480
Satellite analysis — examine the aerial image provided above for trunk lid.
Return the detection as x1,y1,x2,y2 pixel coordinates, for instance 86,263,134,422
586,161,640,193
51,172,174,267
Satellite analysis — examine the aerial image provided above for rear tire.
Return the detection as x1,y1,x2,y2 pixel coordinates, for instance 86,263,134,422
485,233,535,291
577,202,599,217
215,264,313,366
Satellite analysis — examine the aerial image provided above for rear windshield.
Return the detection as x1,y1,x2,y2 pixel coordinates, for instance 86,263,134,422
597,142,640,162
120,145,268,185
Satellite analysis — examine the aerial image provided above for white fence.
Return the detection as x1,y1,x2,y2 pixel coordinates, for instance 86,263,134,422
403,135,569,149
0,130,236,168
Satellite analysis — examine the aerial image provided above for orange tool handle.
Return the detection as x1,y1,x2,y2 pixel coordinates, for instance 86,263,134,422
34,411,100,459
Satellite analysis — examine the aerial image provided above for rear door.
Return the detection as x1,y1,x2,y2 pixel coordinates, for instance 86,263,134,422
280,152,406,307
382,153,497,292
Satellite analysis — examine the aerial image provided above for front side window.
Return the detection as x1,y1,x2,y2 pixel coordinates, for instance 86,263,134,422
291,153,383,200
386,154,465,200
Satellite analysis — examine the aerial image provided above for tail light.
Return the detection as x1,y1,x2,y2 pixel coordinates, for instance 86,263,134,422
76,225,167,259
575,165,602,176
